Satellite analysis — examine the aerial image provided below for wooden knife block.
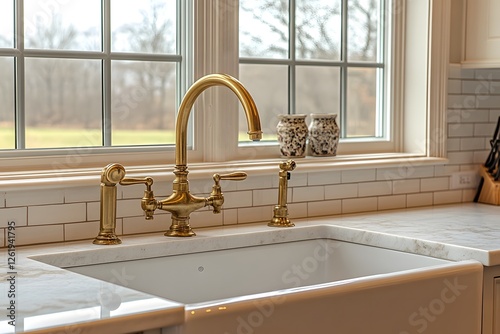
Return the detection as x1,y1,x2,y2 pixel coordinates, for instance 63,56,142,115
477,165,500,205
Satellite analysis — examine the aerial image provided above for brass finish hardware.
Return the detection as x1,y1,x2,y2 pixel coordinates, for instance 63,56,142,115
159,73,262,237
120,177,156,220
94,163,126,245
269,160,296,228
208,172,247,214
95,74,262,242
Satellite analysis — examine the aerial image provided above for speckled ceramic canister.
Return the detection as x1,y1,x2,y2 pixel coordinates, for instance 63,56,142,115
276,114,308,158
308,113,339,156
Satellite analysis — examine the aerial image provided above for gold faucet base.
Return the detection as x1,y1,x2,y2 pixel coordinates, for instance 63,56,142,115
165,224,196,237
93,234,122,245
268,217,295,228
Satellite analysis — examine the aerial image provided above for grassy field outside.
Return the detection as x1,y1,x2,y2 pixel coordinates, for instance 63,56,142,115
0,126,277,149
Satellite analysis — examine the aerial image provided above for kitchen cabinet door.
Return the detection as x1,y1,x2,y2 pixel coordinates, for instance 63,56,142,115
495,277,500,334
463,0,500,68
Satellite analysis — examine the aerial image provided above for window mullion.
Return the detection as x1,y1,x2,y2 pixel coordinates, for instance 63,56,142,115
289,0,296,115
14,0,25,149
340,0,348,139
102,0,111,147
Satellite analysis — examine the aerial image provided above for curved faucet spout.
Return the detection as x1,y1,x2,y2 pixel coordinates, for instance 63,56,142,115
175,73,263,167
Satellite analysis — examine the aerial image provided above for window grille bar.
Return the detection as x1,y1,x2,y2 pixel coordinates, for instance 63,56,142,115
14,0,25,149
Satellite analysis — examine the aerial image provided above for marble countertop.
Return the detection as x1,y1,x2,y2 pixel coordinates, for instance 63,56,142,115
2,202,500,333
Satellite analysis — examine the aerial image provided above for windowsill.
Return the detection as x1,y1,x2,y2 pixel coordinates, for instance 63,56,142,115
0,153,448,191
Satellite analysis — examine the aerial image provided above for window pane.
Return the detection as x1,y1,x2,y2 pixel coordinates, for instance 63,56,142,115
24,0,101,51
239,64,288,142
111,0,177,54
240,0,289,58
348,0,380,62
0,0,14,48
111,60,176,146
0,57,15,149
296,66,340,116
25,58,102,148
296,0,341,60
346,67,379,137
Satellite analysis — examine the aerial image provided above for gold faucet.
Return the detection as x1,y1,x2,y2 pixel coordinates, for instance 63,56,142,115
268,160,296,228
94,74,262,242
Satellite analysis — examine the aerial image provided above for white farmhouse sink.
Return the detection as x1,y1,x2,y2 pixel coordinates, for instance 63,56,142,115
67,238,450,304
33,225,483,334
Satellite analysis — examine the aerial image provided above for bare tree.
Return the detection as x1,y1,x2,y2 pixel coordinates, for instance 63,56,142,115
113,1,176,130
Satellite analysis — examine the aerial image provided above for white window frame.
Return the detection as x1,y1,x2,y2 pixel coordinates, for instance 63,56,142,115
192,0,448,161
0,0,449,189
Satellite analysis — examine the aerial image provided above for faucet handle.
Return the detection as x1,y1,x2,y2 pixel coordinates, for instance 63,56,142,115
120,177,157,220
213,171,247,186
209,172,247,213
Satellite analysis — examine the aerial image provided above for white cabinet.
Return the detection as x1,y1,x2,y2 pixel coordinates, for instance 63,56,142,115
495,277,500,334
483,267,500,334
463,0,500,68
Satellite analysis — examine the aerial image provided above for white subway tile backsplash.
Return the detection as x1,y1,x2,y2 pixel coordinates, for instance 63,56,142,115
447,138,461,151
448,123,474,137
237,175,273,191
341,169,376,183
287,172,308,187
433,190,463,205
0,207,27,227
447,79,461,94
325,184,358,200
406,166,435,179
288,202,308,219
358,181,392,197
376,167,407,180
225,191,253,208
307,170,341,186
489,109,500,121
435,165,460,177
252,189,278,207
190,210,223,229
123,215,169,235
292,186,324,202
476,95,500,109
14,225,64,246
407,193,433,208
393,179,420,194
475,69,500,80
490,81,500,95
462,189,477,202
87,202,100,221
447,95,476,110
462,80,490,95
223,208,238,225
378,195,406,211
460,137,486,151
473,151,489,164
65,221,100,242
447,151,475,165
237,206,273,224
474,122,497,137
117,199,146,218
420,177,450,192
342,197,377,214
462,109,489,123
65,186,100,203
0,193,5,208
28,203,86,226
307,200,341,217
7,189,64,207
